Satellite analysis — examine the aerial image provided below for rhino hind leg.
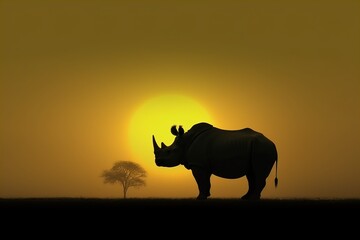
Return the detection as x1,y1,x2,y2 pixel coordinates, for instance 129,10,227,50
191,167,211,200
241,170,264,200
241,172,253,199
241,179,265,200
249,179,266,200
242,140,277,200
241,160,270,200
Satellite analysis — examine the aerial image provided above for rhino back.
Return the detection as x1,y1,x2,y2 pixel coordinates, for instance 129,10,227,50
186,128,264,178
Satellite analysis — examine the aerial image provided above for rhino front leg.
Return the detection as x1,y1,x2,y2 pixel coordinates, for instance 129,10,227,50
191,167,211,200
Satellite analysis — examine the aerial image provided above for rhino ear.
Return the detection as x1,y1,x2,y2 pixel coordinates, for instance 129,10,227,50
178,125,184,136
171,125,178,136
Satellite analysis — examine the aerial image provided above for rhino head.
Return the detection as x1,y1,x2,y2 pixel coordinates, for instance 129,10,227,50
152,125,185,167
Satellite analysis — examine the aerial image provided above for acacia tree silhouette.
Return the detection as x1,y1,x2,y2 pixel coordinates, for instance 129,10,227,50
101,161,147,198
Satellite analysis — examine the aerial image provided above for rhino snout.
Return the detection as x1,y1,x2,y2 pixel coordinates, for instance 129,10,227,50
155,158,164,166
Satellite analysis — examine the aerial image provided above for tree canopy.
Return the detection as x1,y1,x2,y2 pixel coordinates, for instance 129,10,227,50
101,161,147,198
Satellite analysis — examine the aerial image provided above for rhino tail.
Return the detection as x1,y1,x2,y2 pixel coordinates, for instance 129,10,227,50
274,157,278,188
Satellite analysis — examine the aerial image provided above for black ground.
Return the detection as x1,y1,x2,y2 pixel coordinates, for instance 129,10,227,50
2,197,359,207
2,197,359,215
1,198,358,234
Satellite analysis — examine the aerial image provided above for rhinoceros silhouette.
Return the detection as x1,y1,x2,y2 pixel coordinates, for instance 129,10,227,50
152,122,278,200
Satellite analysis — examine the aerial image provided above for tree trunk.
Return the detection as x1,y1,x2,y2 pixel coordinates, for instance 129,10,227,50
123,187,127,199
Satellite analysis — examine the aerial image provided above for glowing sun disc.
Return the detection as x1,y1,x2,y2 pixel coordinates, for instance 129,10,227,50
128,94,213,172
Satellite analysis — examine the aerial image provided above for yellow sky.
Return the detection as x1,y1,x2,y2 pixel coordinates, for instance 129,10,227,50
1,0,359,199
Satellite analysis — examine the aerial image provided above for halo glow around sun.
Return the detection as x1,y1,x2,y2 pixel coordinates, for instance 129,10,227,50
128,94,213,173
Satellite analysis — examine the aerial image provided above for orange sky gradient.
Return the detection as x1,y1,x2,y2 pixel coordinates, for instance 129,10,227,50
1,0,359,199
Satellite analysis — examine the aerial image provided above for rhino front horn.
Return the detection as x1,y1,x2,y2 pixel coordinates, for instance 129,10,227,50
152,135,160,152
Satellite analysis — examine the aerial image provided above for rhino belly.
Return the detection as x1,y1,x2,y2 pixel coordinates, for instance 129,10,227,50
210,155,250,179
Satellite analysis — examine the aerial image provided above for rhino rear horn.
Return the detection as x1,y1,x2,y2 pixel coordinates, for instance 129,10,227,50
161,142,167,148
152,135,160,152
